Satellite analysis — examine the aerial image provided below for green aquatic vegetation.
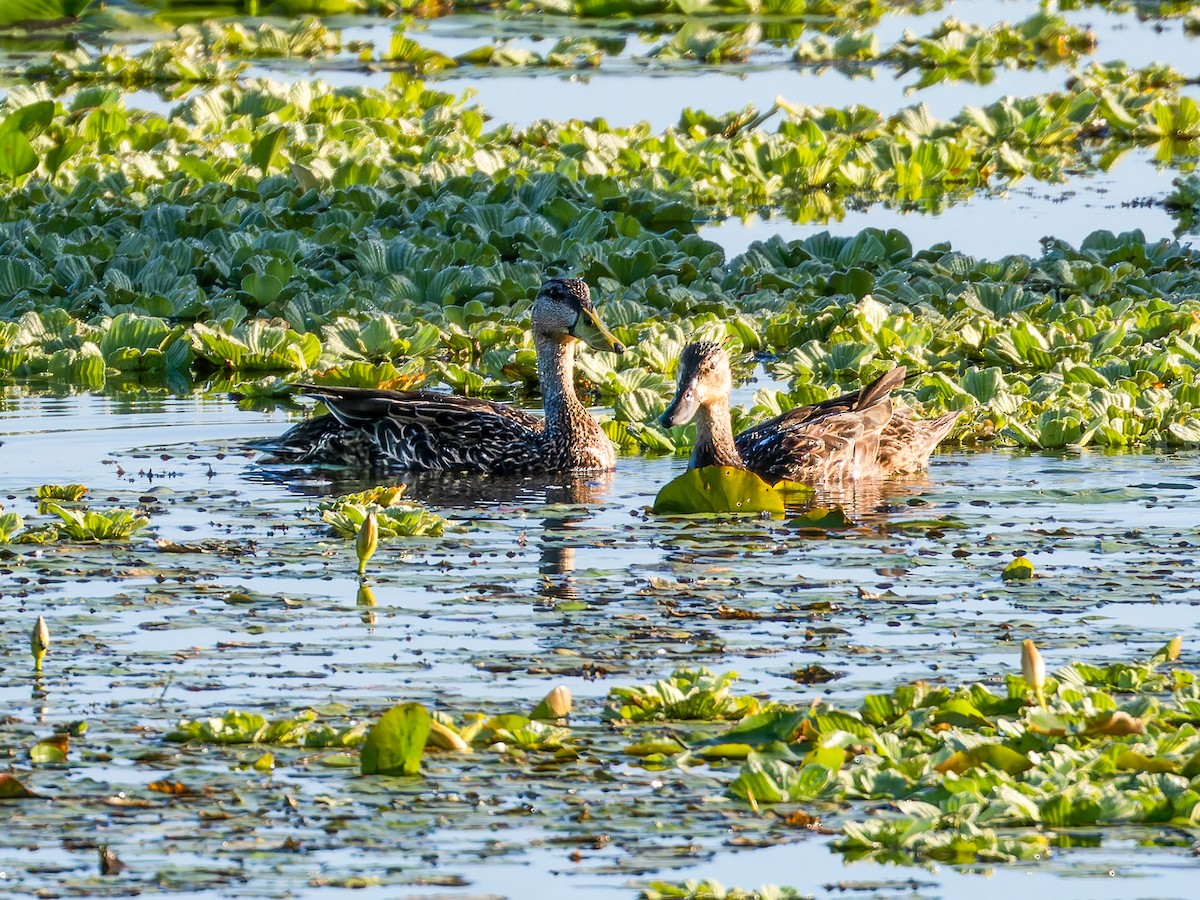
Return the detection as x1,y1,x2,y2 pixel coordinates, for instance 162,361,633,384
320,317,441,365
361,702,430,776
887,13,1097,87
355,509,378,577
787,506,853,529
188,18,343,60
165,709,369,746
0,56,1192,219
652,466,793,516
164,699,572,756
0,0,93,28
0,512,22,542
729,228,1200,449
41,503,149,540
1165,172,1200,234
1002,556,1035,579
324,485,410,509
476,714,571,752
20,18,342,91
382,33,456,72
0,100,53,183
531,0,941,21
641,882,809,900
97,314,192,375
319,489,446,539
530,685,573,720
835,817,1050,864
0,492,151,543
616,641,1200,863
190,321,321,373
35,483,85,501
648,22,761,63
3,6,1094,89
2,52,1200,445
605,667,759,723
0,774,37,799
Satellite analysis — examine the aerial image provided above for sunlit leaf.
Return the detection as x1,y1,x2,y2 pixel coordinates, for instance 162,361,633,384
361,702,431,776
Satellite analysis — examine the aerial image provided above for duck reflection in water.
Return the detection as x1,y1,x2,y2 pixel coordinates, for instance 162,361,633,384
528,470,613,606
806,471,941,522
246,461,613,508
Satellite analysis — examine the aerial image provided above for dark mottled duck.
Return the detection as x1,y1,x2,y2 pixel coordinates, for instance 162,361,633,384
267,278,625,474
658,341,958,483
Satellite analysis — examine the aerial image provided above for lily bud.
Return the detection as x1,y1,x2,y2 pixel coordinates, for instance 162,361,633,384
1166,636,1182,662
31,616,49,673
356,511,378,578
427,720,470,752
1021,638,1046,708
531,685,573,720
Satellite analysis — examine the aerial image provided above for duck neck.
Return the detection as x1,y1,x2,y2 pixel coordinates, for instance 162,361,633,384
691,399,744,469
536,332,586,434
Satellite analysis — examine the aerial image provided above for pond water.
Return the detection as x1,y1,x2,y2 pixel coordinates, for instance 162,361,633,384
1,394,1199,897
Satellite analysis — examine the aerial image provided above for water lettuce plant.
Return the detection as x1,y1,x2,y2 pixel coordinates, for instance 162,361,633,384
319,489,446,539
610,641,1200,864
143,641,1200,878
0,51,1198,447
605,667,758,723
41,504,149,540
164,709,369,746
35,483,85,502
2,494,149,543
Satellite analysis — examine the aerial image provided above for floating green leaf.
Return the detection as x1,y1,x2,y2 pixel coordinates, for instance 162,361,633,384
360,702,431,776
652,466,787,516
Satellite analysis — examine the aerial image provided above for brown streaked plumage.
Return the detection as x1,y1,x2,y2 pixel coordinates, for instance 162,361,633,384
658,341,957,482
263,278,625,474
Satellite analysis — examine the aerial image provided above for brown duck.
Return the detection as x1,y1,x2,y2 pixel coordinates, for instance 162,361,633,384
658,341,957,482
267,278,625,474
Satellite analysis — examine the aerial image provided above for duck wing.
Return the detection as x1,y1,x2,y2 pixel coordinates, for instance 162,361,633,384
256,414,386,469
735,368,903,482
878,408,959,475
299,385,546,474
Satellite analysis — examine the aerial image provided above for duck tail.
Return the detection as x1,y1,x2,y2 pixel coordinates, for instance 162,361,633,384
856,366,906,412
297,384,398,427
924,410,961,447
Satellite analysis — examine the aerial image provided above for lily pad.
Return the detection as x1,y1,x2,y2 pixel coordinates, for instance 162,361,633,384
360,702,431,777
787,506,854,530
652,466,786,516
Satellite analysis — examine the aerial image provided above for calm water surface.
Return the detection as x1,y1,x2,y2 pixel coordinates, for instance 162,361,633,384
1,394,1198,897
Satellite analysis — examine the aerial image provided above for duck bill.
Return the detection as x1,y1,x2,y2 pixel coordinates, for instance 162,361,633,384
658,385,700,428
571,307,625,354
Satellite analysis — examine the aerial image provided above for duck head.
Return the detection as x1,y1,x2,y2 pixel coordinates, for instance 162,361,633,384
532,278,625,354
658,340,732,428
